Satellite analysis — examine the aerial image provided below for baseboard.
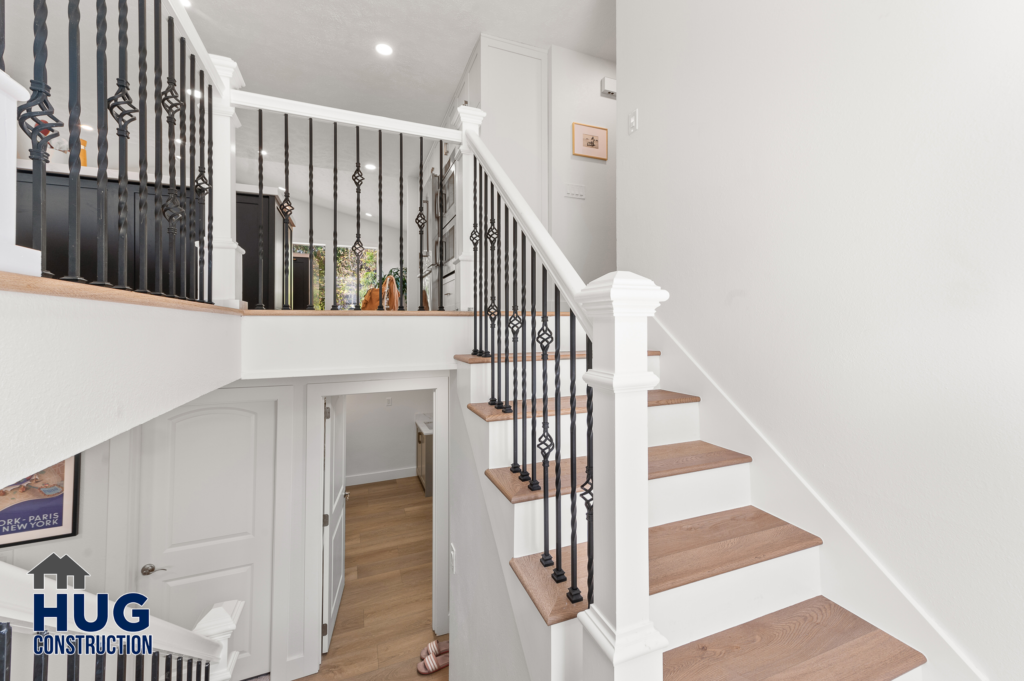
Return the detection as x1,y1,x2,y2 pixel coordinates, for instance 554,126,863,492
346,466,418,486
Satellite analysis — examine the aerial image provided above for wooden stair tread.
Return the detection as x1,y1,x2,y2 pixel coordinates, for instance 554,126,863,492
468,389,699,422
509,543,589,626
649,506,822,595
649,441,752,479
455,350,660,364
485,459,587,504
663,596,926,681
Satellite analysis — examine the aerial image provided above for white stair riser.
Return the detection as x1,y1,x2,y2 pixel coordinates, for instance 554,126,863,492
649,464,750,528
484,413,588,470
649,402,700,446
648,354,660,388
513,493,582,559
650,547,821,650
463,358,589,404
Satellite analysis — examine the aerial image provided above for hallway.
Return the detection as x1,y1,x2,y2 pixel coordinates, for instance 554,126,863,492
315,476,448,680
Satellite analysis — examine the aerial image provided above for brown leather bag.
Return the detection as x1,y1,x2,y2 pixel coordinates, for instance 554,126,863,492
361,276,402,310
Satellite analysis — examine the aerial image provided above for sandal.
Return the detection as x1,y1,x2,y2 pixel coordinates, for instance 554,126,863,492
420,639,450,660
417,653,449,675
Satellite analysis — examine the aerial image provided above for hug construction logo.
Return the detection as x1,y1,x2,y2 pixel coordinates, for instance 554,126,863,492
29,553,153,656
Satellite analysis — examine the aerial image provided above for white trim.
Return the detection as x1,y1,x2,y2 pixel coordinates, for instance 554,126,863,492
167,0,226,99
303,375,450,678
345,465,418,486
230,90,463,144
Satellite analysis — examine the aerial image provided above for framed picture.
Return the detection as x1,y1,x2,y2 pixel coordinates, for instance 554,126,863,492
572,123,609,161
0,454,81,548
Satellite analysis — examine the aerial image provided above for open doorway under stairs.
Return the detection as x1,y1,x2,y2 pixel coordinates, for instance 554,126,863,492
315,477,448,680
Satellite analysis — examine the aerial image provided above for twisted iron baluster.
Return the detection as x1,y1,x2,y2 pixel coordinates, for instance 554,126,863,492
398,133,405,310
187,55,196,299
135,0,147,292
63,0,86,283
206,83,213,303
510,219,522,474
177,38,186,297
351,126,364,309
331,122,339,309
538,267,555,568
281,114,294,309
0,622,11,681
416,137,426,310
495,194,503,409
567,309,583,602
529,248,540,492
19,0,63,278
377,130,383,310
93,0,110,286
584,336,595,605
307,117,314,310
110,0,137,290
487,180,498,404
195,70,209,302
67,650,81,681
471,157,479,353
481,161,488,355
254,108,265,310
151,650,160,681
152,0,163,294
161,18,182,295
135,653,144,681
519,229,531,483
33,644,47,681
503,204,512,413
437,141,445,311
552,287,565,582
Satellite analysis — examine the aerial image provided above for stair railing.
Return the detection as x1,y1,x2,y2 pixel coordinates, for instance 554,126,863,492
0,561,242,681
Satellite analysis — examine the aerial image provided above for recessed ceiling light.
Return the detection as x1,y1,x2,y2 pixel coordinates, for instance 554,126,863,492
365,163,376,170
187,89,201,99
181,0,192,7
365,213,372,217
174,138,182,145
176,155,182,160
260,150,268,156
279,187,286,192
80,123,94,131
375,44,393,56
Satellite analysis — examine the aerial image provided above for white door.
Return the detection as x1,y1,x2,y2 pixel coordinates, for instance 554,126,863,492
322,395,347,652
137,392,276,680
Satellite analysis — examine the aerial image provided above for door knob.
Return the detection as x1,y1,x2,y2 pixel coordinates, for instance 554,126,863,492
140,564,167,576
344,491,350,500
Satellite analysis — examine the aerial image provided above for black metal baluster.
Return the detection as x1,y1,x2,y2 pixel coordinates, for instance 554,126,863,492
584,336,594,605
552,287,566,582
32,646,47,681
376,130,384,310
510,218,522,473
66,649,80,681
135,0,147,292
204,662,210,681
150,653,159,681
503,204,512,413
529,247,540,492
494,194,502,409
185,658,191,681
187,55,196,299
351,126,364,310
436,141,445,312
110,0,137,290
399,133,405,310
470,157,479,353
538,267,554,568
567,314,581,602
206,83,213,303
487,179,497,405
481,171,489,356
307,117,314,309
94,653,104,681
331,122,339,310
93,0,110,286
20,0,63,279
175,657,181,681
0,622,11,681
114,652,124,681
520,230,531,483
254,108,264,309
152,0,163,295
161,18,180,295
134,655,143,681
163,651,170,681
196,70,208,302
63,0,85,283
416,137,425,310
281,114,294,309
177,37,186,297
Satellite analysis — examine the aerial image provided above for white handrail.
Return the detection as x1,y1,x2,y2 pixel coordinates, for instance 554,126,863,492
0,561,225,663
463,127,593,337
230,90,463,143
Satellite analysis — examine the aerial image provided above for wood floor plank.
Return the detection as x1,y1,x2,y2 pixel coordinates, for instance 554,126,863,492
663,596,926,681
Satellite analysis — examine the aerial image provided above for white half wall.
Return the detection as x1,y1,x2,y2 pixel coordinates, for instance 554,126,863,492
618,2,1023,678
0,290,242,486
344,389,433,485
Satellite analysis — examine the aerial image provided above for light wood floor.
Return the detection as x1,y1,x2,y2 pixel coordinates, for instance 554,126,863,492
312,476,448,681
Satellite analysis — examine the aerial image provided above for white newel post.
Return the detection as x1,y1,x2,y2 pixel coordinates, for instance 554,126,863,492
0,72,40,276
457,107,486,312
210,55,245,308
577,272,670,681
193,600,244,681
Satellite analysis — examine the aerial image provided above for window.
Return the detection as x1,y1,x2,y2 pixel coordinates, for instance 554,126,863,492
334,247,378,309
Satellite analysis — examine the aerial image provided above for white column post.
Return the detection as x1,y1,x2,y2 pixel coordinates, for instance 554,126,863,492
457,106,486,312
192,600,244,681
0,72,40,277
209,55,245,308
576,271,670,681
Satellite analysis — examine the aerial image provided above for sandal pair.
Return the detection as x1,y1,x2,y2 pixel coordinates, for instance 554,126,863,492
417,639,449,675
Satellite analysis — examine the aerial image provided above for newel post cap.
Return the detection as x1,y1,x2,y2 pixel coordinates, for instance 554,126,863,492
457,106,487,133
578,271,670,318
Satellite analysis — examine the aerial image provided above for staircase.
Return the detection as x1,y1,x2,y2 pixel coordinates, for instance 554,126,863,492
456,341,928,680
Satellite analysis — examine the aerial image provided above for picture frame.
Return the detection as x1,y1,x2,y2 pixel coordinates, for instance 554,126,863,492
0,454,81,548
572,122,609,161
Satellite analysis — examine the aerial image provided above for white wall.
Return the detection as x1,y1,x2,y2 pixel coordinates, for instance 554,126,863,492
344,389,433,485
617,2,1023,679
548,46,617,284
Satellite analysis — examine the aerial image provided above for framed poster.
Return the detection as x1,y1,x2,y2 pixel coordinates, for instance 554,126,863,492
572,123,609,161
0,454,81,548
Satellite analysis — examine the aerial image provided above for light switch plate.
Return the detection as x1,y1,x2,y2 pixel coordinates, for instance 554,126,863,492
565,183,586,200
629,109,639,135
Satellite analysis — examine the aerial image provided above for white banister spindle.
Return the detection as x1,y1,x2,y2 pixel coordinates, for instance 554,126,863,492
0,72,41,277
192,600,244,681
577,271,670,681
209,55,245,308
